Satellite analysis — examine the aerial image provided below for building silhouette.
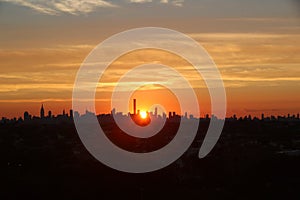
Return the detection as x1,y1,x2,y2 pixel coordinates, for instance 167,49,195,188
133,99,137,115
40,104,45,119
48,110,52,118
24,111,30,121
70,109,73,119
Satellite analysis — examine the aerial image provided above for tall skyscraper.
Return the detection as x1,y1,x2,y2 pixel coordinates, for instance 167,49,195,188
133,99,137,115
70,109,73,118
40,104,45,119
48,110,52,118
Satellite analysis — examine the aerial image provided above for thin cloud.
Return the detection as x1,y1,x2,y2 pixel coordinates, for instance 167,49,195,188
160,0,168,3
129,0,184,6
171,0,184,7
1,0,185,15
1,0,117,15
129,0,152,3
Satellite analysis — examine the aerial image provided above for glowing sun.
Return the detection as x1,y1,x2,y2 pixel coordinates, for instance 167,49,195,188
140,111,147,119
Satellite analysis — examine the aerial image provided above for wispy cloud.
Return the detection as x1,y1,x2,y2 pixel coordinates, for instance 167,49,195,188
1,0,185,15
171,0,184,7
160,0,168,3
129,0,184,6
129,0,152,3
1,0,117,15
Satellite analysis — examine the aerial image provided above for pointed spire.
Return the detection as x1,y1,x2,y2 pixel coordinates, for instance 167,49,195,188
40,103,45,118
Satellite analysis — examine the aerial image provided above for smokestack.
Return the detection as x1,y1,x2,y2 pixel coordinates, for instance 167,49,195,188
133,99,136,115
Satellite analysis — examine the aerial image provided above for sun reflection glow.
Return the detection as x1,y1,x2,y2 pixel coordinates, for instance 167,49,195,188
140,111,147,119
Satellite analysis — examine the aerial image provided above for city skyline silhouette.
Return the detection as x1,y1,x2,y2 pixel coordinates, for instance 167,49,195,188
1,100,299,124
1,0,299,198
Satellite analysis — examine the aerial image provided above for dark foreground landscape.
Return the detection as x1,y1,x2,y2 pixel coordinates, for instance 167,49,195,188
1,117,300,200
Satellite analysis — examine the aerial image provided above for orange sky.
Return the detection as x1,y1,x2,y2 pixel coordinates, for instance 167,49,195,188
0,0,299,118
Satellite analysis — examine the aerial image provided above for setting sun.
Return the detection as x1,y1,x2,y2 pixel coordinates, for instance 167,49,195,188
140,111,147,119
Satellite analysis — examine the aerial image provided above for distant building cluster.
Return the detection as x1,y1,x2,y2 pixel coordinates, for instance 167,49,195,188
226,113,300,122
1,104,74,124
0,102,299,125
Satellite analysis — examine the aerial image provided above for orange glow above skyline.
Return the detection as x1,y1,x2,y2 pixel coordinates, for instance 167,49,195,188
0,1,299,119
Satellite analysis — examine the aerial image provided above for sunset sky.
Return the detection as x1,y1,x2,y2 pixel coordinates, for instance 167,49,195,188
0,0,299,118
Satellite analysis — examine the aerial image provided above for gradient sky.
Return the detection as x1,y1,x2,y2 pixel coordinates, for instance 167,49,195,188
0,0,299,118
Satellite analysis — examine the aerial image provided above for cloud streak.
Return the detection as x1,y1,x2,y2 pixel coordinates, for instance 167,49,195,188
1,0,185,15
1,0,117,15
129,0,184,6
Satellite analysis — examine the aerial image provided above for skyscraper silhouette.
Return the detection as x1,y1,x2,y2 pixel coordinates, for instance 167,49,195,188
24,111,30,120
48,110,52,118
133,99,137,115
40,104,45,119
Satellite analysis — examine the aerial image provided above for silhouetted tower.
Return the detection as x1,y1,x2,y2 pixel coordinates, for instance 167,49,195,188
261,113,264,121
70,109,73,118
169,112,172,119
133,99,137,115
206,114,209,120
74,111,80,119
297,113,300,119
233,114,237,120
111,108,116,116
48,110,52,118
40,104,45,119
24,111,29,120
